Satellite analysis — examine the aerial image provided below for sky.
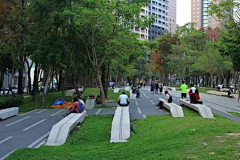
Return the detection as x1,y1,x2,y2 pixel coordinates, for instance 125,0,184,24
176,0,191,26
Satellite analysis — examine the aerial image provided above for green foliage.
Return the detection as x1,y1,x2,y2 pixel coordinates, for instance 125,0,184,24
0,96,23,110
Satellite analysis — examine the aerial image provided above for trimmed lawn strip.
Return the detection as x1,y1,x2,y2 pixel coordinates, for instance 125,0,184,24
228,112,240,117
94,105,116,109
7,108,240,160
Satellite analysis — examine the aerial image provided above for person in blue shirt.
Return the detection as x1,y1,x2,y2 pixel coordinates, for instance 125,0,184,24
151,81,155,93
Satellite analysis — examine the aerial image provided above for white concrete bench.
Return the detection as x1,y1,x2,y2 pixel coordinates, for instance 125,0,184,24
46,111,86,146
207,91,228,96
130,91,136,100
110,106,130,143
85,94,97,109
0,107,19,120
125,86,130,91
114,88,120,93
159,98,184,117
179,99,214,118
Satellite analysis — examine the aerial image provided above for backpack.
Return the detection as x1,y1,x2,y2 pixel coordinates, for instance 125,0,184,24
168,95,172,103
78,102,84,112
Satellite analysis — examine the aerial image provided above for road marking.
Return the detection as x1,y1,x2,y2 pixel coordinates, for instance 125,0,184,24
0,150,16,160
28,132,50,148
150,100,155,105
22,119,46,131
154,94,158,97
95,109,102,115
0,136,13,144
51,110,64,116
144,95,150,99
6,116,31,127
137,107,142,114
35,139,46,148
36,109,47,114
135,101,139,106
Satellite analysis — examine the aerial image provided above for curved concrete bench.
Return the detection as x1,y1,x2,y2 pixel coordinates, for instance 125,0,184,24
86,94,97,109
130,91,136,100
207,91,228,96
114,88,120,93
46,111,86,146
0,107,19,120
159,98,184,117
179,99,214,118
110,106,130,143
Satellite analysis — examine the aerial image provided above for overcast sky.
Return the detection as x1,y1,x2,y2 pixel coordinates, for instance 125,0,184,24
176,0,191,26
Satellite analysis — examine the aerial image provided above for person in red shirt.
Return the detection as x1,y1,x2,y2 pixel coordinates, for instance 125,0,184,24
63,97,81,117
188,89,203,104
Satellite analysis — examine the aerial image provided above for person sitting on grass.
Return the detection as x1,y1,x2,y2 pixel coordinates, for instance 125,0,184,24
63,97,82,117
188,89,203,104
118,92,130,106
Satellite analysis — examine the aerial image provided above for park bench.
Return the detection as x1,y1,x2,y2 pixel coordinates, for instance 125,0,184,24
0,107,19,120
130,91,136,100
125,86,130,91
159,98,184,117
46,111,86,146
207,91,228,97
110,106,130,143
85,94,97,109
179,99,214,118
114,88,120,93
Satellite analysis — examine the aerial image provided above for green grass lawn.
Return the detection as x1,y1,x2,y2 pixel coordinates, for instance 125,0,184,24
228,112,240,117
18,91,72,114
172,84,213,94
7,108,240,160
15,88,127,113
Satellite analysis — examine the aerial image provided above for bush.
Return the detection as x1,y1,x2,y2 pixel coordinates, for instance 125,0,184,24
0,96,23,109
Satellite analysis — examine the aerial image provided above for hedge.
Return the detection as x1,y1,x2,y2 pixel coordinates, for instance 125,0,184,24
0,96,23,109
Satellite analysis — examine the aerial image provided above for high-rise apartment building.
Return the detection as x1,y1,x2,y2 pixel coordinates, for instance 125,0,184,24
167,0,177,33
134,6,149,40
148,0,168,41
191,0,221,29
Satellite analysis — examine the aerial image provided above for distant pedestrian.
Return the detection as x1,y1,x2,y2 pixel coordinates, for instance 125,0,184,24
140,79,143,87
150,81,155,93
180,81,188,99
155,81,159,94
159,82,163,94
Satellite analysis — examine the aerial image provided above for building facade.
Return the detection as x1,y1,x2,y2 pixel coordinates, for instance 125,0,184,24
191,0,221,29
167,0,177,33
133,6,149,40
148,0,168,41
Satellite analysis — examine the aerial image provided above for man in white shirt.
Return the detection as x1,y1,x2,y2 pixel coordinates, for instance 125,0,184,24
118,92,130,106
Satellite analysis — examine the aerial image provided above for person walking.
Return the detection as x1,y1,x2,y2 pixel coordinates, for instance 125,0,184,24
150,81,155,93
180,81,188,99
159,82,163,94
155,81,159,94
140,79,143,87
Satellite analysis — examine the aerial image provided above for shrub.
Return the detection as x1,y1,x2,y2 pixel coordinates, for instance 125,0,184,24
0,96,23,109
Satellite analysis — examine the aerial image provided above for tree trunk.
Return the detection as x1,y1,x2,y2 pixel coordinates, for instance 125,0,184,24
97,70,106,105
73,74,80,96
58,70,62,91
18,55,24,94
210,73,214,88
233,71,238,93
0,70,4,95
32,62,39,100
41,68,51,107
